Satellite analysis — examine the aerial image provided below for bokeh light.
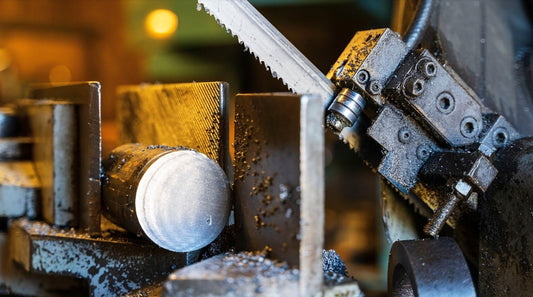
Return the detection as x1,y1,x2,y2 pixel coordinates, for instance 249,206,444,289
0,49,12,72
145,9,178,39
49,64,72,83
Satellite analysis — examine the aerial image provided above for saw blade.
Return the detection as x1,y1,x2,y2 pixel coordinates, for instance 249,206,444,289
198,0,335,108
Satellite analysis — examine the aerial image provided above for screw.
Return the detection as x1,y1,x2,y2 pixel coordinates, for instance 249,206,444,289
398,126,411,144
436,92,455,114
403,76,425,97
460,116,479,138
418,58,437,77
492,127,509,148
368,80,382,95
356,69,369,84
416,144,431,160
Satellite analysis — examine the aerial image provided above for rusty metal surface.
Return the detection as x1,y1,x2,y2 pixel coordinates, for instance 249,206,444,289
9,218,198,297
24,101,79,227
31,82,102,234
117,82,230,174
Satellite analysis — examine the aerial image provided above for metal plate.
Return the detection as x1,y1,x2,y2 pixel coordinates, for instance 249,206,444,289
31,82,102,234
25,101,79,227
117,82,230,174
9,218,198,297
234,93,324,295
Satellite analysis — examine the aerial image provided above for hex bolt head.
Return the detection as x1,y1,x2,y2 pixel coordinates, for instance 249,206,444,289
355,69,369,84
368,80,382,95
403,76,425,97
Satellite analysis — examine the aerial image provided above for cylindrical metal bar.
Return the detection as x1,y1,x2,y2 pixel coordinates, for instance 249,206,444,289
102,143,231,252
423,193,460,237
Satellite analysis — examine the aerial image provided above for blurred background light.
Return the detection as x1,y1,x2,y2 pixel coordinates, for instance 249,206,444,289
0,49,12,72
48,64,72,84
144,9,178,39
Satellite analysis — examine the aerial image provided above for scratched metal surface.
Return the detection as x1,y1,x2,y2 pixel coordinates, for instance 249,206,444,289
117,82,230,174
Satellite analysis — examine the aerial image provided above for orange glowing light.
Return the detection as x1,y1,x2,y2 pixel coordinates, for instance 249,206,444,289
0,49,12,72
49,65,72,83
145,9,178,39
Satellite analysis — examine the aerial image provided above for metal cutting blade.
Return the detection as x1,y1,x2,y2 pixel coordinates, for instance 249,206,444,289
197,0,335,108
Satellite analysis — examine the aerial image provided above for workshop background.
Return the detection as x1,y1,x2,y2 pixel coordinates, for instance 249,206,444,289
0,0,392,295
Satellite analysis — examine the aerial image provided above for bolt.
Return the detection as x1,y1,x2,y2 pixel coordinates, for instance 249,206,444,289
416,144,431,160
355,69,369,84
424,194,461,237
398,126,411,144
492,127,509,148
403,76,425,97
460,116,479,138
436,92,455,114
418,58,437,77
368,80,382,95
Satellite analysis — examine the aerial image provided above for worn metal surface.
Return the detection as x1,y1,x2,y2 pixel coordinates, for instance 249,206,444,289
234,93,325,295
388,237,476,297
24,101,79,227
367,104,438,194
163,250,362,297
9,218,198,297
0,161,40,218
198,0,335,108
102,144,230,252
481,137,533,297
117,82,230,174
298,94,324,296
0,137,32,160
0,232,85,296
31,82,102,234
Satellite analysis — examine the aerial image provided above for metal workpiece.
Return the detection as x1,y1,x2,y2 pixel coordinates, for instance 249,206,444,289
327,28,409,107
0,161,40,218
481,137,533,297
367,104,438,194
198,0,335,109
31,82,102,234
103,143,231,253
8,218,197,297
163,250,362,297
117,82,231,174
23,100,79,227
388,237,476,297
326,88,365,133
234,93,325,295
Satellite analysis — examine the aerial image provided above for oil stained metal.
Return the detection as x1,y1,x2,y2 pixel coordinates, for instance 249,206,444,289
9,218,197,297
31,82,102,234
117,82,230,173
